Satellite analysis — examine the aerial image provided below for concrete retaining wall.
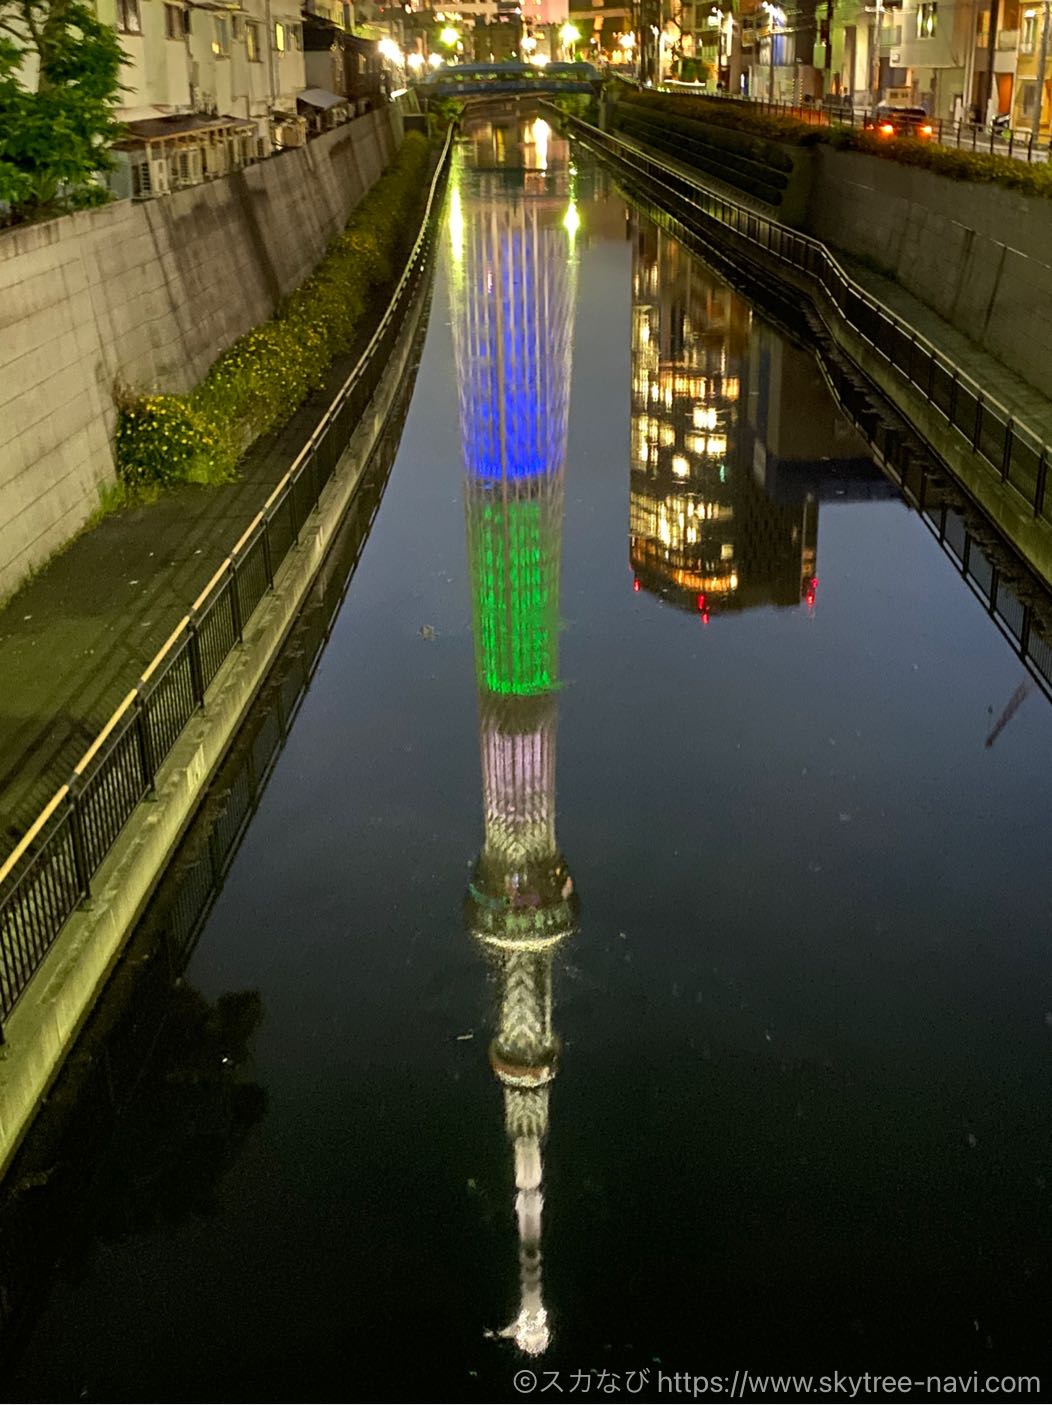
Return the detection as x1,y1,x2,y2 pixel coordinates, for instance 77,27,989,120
0,107,402,600
0,261,430,1176
806,147,1052,402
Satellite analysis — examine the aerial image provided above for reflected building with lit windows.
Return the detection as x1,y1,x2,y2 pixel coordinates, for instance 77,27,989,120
628,222,820,617
447,122,579,1357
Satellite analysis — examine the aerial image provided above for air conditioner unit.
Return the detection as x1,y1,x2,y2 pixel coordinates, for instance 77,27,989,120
273,121,307,147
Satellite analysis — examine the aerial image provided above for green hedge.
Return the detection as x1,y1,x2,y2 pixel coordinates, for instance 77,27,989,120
610,84,1052,199
116,130,431,490
615,85,820,157
614,105,790,204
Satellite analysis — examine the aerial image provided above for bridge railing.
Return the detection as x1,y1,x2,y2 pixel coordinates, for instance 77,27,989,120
0,126,455,1041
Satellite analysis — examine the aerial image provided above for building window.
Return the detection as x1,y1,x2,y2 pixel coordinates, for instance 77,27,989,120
291,22,303,48
916,2,937,37
274,20,287,51
1022,8,1038,51
232,15,244,40
246,19,262,60
213,15,230,54
164,3,183,38
117,0,141,34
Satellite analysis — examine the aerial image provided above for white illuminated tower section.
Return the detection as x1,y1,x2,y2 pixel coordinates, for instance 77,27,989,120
448,132,579,1357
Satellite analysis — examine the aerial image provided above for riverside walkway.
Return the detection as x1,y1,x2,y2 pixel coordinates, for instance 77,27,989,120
0,331,384,852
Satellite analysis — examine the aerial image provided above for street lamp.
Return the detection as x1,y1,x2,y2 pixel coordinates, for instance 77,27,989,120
440,24,459,49
559,21,580,58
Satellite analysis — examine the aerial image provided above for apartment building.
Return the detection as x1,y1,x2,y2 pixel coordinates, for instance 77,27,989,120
101,0,313,198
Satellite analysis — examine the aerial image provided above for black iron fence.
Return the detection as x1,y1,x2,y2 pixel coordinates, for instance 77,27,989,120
561,111,1052,523
558,108,1052,704
658,82,1049,164
0,126,454,1039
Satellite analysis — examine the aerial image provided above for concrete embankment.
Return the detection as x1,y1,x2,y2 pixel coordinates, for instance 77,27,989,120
607,94,1052,408
577,110,1052,596
0,210,437,1176
806,147,1052,405
0,107,403,599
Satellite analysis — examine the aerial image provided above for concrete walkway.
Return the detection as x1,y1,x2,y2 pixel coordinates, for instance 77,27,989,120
835,252,1052,446
0,327,379,852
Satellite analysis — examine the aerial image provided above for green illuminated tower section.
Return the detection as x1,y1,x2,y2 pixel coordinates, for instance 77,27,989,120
448,133,580,1356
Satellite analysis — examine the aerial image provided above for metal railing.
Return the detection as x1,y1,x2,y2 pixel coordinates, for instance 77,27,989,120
0,125,455,1038
562,110,1052,521
656,84,1049,163
562,106,1052,702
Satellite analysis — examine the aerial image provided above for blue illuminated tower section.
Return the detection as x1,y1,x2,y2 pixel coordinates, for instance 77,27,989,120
448,136,579,1356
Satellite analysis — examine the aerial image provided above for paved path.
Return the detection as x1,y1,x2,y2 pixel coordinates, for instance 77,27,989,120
833,253,1052,445
0,328,377,853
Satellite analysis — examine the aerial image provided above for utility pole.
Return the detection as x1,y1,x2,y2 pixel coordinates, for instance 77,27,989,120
1032,0,1051,145
871,0,883,111
979,0,1000,123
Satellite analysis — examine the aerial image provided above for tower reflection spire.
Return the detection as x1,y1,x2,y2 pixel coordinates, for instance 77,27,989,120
449,122,579,1356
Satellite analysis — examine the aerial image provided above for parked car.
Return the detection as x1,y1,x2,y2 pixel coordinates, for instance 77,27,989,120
866,105,935,139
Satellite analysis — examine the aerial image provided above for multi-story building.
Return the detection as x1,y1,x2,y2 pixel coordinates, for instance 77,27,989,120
568,0,632,64
628,221,820,617
820,0,996,119
101,0,321,198
1009,3,1052,134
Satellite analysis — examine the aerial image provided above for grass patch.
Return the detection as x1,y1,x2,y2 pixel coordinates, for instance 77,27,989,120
115,131,432,491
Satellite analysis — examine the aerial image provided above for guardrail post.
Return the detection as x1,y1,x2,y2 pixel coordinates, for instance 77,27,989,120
68,781,93,905
1001,420,1014,481
229,559,244,644
187,610,205,709
948,370,959,426
972,394,984,452
1034,450,1048,517
261,515,275,590
1019,606,1032,658
134,685,157,796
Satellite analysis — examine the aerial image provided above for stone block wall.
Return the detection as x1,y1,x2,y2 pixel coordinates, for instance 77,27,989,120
806,147,1052,402
0,106,402,600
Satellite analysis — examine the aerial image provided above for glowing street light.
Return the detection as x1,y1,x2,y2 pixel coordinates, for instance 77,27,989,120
440,24,459,48
428,51,444,68
559,21,580,55
378,37,403,64
521,33,538,52
407,51,426,72
619,31,636,50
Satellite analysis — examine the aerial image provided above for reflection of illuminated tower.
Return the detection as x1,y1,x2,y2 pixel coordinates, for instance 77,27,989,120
448,124,580,1356
629,222,819,617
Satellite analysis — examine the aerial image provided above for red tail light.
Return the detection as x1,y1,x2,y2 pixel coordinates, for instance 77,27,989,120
879,123,895,136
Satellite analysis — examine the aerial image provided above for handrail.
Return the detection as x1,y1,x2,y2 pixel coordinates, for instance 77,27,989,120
0,122,456,1031
557,108,1052,507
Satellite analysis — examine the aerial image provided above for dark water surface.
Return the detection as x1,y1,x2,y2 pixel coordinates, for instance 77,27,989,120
5,116,1051,1402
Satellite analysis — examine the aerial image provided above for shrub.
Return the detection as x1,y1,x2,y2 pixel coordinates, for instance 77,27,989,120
114,393,203,488
116,131,431,490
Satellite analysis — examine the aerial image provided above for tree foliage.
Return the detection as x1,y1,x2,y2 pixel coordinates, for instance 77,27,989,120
0,0,124,223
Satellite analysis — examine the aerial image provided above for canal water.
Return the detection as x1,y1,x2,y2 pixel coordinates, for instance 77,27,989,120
5,115,1051,1400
